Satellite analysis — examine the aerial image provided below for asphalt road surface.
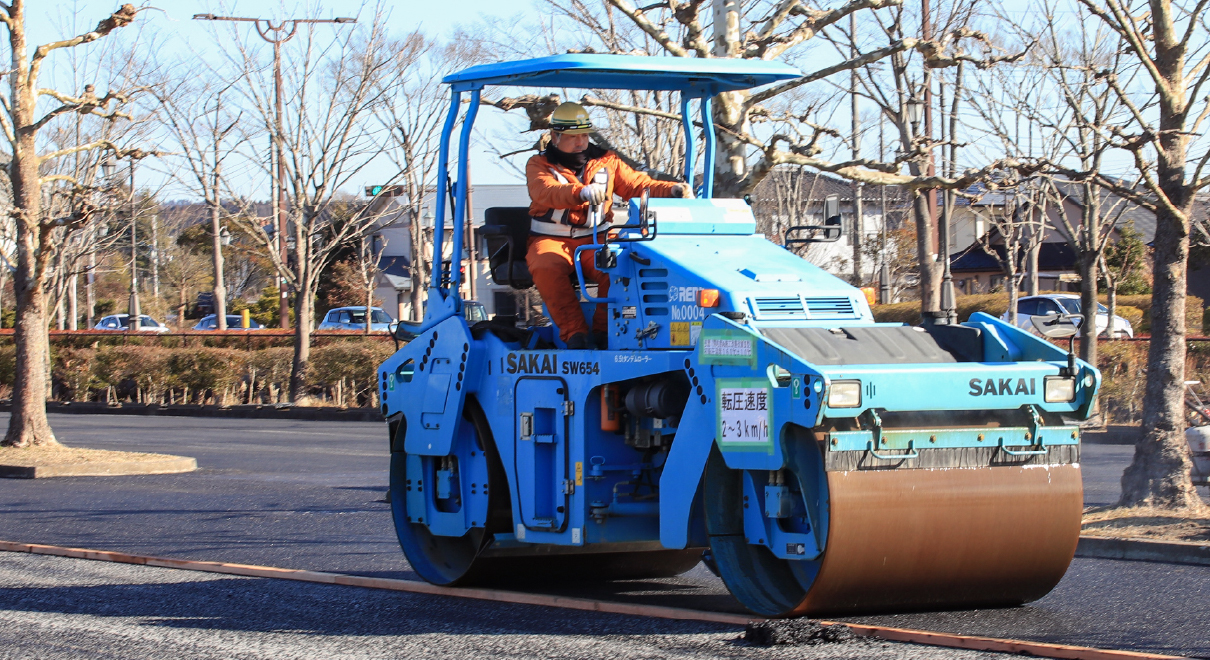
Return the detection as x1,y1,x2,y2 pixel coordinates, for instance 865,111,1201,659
0,552,1024,660
0,414,1206,659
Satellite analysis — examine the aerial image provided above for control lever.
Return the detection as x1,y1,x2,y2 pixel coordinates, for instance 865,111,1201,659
589,169,609,244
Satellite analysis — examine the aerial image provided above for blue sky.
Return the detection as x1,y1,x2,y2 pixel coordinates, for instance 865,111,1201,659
29,0,532,194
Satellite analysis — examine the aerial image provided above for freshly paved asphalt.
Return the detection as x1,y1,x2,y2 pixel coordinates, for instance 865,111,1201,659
0,415,1206,658
0,553,1020,660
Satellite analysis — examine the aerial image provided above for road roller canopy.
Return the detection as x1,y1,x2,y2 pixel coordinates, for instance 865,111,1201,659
421,54,803,319
442,54,802,96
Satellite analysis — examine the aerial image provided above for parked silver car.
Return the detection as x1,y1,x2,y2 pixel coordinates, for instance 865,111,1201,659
1001,294,1134,338
192,314,264,331
318,306,394,332
93,314,171,333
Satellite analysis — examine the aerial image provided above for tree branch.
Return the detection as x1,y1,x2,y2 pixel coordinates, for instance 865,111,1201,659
750,39,917,104
29,4,139,86
604,0,691,57
753,0,900,61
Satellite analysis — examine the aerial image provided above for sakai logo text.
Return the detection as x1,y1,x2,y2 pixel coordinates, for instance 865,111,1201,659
505,353,599,375
969,377,1036,396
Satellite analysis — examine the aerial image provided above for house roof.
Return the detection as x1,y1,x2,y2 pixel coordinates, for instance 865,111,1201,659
955,178,1158,244
950,241,1078,273
378,257,412,291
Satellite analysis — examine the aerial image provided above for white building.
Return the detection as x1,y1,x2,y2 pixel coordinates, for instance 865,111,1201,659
371,184,534,321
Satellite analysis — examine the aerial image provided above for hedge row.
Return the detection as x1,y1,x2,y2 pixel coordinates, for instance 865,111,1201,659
0,339,394,408
871,292,1204,335
1098,340,1210,424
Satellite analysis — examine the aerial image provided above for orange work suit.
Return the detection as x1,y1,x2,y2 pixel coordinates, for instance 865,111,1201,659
525,234,610,340
525,147,678,341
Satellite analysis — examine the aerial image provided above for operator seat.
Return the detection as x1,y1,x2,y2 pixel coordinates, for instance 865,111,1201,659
482,207,533,290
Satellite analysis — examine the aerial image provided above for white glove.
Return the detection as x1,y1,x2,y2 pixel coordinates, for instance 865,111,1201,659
579,183,609,204
670,183,692,198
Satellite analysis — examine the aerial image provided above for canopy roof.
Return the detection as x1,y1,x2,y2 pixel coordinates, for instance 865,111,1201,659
442,54,801,95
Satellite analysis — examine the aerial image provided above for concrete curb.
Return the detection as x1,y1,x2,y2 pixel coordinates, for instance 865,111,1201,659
0,401,384,423
1076,535,1210,567
0,456,197,479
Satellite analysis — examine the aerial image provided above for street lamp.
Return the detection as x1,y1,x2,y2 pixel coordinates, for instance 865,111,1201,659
102,155,141,330
905,97,924,131
193,13,356,329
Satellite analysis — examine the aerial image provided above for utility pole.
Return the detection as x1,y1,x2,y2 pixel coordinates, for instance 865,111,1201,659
193,13,356,330
211,135,228,330
850,11,864,286
879,124,891,304
151,214,160,299
86,239,95,329
128,163,140,331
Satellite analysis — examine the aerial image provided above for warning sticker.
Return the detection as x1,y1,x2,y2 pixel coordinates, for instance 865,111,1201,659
716,378,773,451
699,329,756,366
670,321,703,346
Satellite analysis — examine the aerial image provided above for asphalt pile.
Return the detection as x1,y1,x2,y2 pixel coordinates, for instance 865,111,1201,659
743,619,860,647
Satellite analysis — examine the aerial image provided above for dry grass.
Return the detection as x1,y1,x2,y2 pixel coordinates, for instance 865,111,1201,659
0,445,186,467
1082,505,1210,544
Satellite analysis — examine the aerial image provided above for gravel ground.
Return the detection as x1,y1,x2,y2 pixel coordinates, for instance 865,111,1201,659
0,552,1016,660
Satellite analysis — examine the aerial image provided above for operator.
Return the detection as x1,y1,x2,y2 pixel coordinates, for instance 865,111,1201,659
527,101,690,349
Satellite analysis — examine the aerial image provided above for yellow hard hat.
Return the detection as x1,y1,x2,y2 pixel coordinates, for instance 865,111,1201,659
549,102,593,135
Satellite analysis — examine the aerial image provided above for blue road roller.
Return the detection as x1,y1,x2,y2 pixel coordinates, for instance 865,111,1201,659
378,54,1100,617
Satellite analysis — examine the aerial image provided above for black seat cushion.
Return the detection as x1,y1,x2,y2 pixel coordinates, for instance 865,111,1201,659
491,262,533,289
484,207,533,290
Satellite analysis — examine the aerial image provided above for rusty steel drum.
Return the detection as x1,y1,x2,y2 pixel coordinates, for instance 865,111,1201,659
704,445,1083,617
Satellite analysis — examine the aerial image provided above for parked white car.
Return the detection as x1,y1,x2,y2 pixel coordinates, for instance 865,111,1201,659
1001,294,1134,338
318,306,394,332
93,314,171,333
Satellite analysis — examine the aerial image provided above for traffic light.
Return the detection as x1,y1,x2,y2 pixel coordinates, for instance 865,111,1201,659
366,185,384,197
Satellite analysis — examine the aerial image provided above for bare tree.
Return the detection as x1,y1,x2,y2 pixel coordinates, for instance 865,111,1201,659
154,72,252,332
225,15,398,400
0,3,146,448
1044,0,1210,510
374,34,478,322
478,0,1033,317
972,1,1139,368
970,184,1047,324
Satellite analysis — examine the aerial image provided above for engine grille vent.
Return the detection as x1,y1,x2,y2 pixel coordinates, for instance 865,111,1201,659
805,297,855,316
749,296,858,320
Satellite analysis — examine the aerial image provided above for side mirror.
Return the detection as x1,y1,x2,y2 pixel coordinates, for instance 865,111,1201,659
1030,313,1080,339
785,194,844,245
824,194,841,226
393,319,422,342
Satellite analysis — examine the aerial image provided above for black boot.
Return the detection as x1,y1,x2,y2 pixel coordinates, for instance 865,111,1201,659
591,331,609,350
566,333,590,350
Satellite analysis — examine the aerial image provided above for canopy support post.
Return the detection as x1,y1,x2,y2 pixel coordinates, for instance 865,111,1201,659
701,95,715,198
449,89,481,304
681,94,694,191
430,91,462,293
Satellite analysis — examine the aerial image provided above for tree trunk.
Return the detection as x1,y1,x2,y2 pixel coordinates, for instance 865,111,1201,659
1078,251,1098,366
1118,4,1203,510
1026,242,1040,296
211,167,227,331
289,287,315,402
410,220,424,322
913,193,941,313
1005,255,1019,325
1105,278,1117,339
2,72,57,448
1119,196,1198,508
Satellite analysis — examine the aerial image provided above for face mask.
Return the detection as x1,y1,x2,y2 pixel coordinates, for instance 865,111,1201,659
546,139,590,171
